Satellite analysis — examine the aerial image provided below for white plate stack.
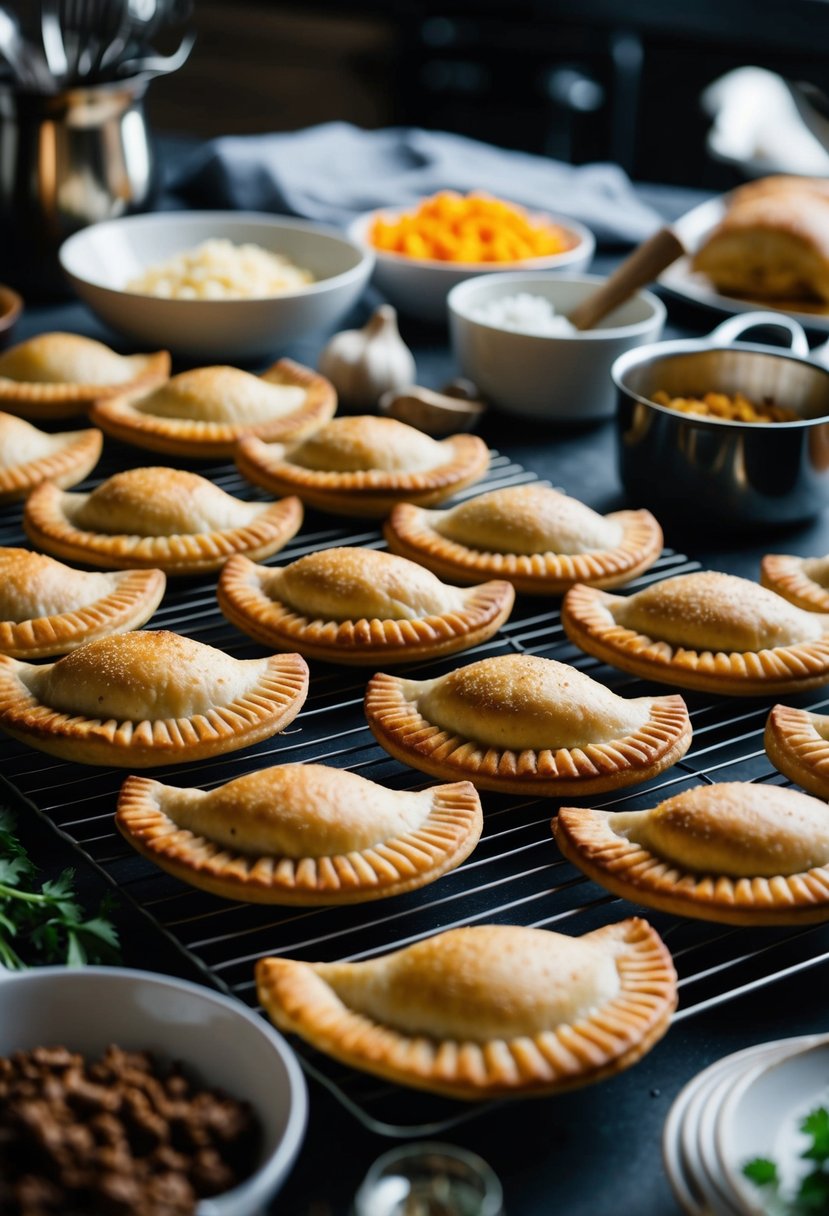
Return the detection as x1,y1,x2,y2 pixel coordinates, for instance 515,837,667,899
663,1036,829,1215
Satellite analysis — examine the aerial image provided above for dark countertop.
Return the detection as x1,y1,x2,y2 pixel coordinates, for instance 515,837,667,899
7,180,829,1216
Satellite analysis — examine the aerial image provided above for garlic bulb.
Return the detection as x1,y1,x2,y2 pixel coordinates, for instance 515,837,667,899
318,304,416,410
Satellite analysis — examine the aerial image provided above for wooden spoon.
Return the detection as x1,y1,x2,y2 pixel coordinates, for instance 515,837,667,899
567,227,686,332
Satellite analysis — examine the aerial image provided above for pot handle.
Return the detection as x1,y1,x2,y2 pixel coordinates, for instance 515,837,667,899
707,311,810,357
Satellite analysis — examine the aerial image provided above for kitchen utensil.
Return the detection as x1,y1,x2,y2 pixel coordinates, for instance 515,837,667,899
448,271,665,422
0,7,52,91
567,226,684,331
613,311,829,528
117,28,194,77
40,0,69,82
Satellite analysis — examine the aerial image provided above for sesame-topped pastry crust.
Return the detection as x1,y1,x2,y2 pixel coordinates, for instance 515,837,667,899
0,413,102,502
562,571,829,695
0,548,165,658
90,358,337,458
217,549,514,664
384,484,663,594
765,703,829,800
365,653,691,794
0,333,169,419
0,629,309,766
236,415,490,517
555,782,829,925
761,553,829,613
116,764,482,904
23,467,303,575
256,917,677,1100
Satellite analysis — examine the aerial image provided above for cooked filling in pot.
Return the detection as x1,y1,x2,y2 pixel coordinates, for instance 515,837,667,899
651,389,798,423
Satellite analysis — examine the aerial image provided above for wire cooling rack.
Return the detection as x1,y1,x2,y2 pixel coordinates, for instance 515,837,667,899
3,441,829,1137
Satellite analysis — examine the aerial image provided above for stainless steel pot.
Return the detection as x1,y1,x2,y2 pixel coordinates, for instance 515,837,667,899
613,312,829,529
0,76,157,297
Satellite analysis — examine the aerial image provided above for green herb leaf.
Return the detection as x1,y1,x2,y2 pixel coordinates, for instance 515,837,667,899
795,1167,829,1211
743,1157,779,1187
802,1109,829,1164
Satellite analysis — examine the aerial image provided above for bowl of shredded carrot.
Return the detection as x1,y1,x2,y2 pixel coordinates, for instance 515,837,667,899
348,192,594,323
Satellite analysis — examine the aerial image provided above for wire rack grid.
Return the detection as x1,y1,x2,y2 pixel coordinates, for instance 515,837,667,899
3,441,829,1137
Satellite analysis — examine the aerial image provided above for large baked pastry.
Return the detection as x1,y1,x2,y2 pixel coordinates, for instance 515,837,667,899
692,184,829,303
23,467,303,575
555,782,829,925
236,415,489,517
761,552,829,613
0,412,102,502
116,764,482,904
764,703,829,799
0,548,165,658
217,548,514,664
364,653,691,794
256,918,677,1100
0,333,169,419
90,359,336,458
0,630,309,766
384,484,663,594
562,571,829,695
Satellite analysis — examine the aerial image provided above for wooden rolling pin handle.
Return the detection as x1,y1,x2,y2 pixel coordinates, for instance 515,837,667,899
568,227,686,332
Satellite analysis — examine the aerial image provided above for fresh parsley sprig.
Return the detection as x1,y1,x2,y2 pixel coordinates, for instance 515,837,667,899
0,807,120,969
744,1105,829,1214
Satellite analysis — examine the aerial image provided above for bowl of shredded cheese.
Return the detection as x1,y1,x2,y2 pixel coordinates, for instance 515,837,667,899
59,212,374,360
348,192,593,323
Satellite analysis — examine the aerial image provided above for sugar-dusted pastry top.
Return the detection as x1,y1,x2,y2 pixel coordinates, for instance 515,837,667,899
612,571,828,652
69,468,268,536
0,333,153,386
607,782,829,878
433,484,623,555
283,415,447,473
21,630,266,721
309,924,621,1041
0,549,115,621
132,366,306,424
410,653,650,751
269,547,466,622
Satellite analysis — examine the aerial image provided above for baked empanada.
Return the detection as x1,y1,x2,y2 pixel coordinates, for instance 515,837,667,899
0,548,165,658
90,358,336,458
555,782,829,924
765,703,829,799
563,571,829,695
116,764,482,903
365,653,691,794
217,548,514,664
23,467,303,575
236,415,489,517
384,484,662,594
761,553,829,613
0,333,169,419
256,918,677,1099
0,412,102,502
0,629,308,766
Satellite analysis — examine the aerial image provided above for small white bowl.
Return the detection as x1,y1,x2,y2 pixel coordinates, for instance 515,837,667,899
59,211,375,360
448,272,666,422
0,965,307,1215
348,207,594,323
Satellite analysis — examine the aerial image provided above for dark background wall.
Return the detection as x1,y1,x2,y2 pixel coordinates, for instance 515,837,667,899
147,0,829,189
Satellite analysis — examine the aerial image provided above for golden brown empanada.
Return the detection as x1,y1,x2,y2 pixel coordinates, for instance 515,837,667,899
0,412,102,502
365,652,691,794
0,332,169,419
563,571,829,695
90,358,336,458
236,415,489,517
384,484,663,594
0,629,308,766
0,548,165,658
216,548,514,664
23,467,303,574
761,553,829,613
555,782,829,925
256,918,677,1099
765,703,829,799
116,764,482,903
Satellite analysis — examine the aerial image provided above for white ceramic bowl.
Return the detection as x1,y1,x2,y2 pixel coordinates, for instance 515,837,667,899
348,207,594,323
448,272,666,422
59,211,375,360
0,965,307,1215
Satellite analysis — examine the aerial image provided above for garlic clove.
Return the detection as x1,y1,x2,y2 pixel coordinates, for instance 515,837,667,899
318,304,416,410
378,384,486,437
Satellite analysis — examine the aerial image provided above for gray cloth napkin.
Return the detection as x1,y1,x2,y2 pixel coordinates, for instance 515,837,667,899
171,121,661,246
